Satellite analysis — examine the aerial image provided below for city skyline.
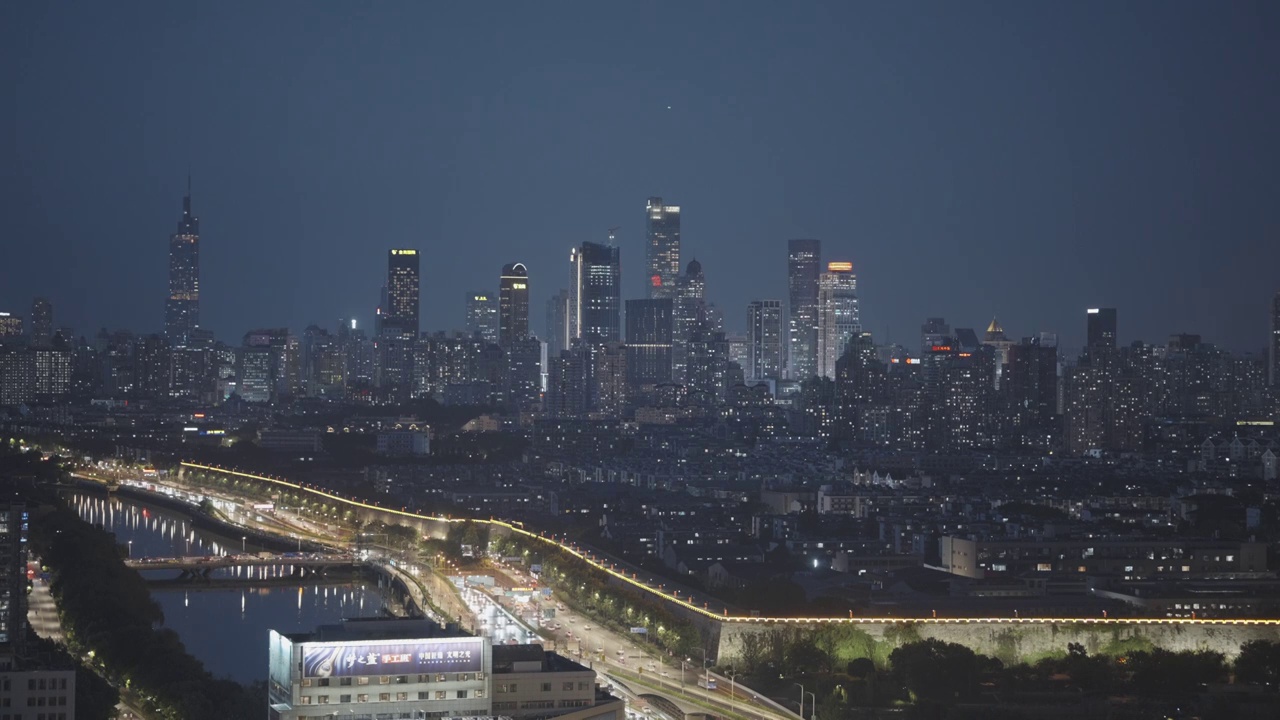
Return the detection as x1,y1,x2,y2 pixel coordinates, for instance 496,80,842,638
5,3,1280,352
7,5,1280,718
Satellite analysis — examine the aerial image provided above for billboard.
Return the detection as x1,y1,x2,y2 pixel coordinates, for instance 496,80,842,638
302,637,484,678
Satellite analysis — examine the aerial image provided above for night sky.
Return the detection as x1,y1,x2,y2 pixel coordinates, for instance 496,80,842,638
4,2,1278,353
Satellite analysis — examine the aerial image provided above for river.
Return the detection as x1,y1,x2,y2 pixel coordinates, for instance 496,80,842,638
65,490,390,684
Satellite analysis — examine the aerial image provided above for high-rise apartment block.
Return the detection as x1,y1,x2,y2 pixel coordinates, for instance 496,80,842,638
645,197,681,299
747,300,784,381
787,239,821,380
165,183,201,344
499,263,530,347
816,261,860,379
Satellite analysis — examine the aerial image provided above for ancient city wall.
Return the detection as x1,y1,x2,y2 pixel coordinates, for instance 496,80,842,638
717,619,1280,666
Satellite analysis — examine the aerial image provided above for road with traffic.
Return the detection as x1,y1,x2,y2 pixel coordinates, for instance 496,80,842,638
78,467,796,720
29,558,150,719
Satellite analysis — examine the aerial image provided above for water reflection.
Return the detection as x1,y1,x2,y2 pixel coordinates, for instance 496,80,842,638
67,491,389,683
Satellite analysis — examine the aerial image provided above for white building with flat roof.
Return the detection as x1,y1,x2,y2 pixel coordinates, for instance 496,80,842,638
268,619,622,720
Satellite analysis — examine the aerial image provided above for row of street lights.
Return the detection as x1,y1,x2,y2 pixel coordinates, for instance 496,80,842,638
793,683,816,720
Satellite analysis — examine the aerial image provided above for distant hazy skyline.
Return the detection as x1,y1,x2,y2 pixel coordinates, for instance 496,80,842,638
4,2,1278,352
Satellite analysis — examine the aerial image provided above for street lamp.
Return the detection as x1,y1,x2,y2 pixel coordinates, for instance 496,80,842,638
127,540,132,558
793,683,806,720
241,536,247,553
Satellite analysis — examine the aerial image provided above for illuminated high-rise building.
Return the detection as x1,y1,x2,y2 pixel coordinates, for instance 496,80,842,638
787,239,821,380
645,197,681,299
816,262,860,379
164,180,200,344
672,258,706,382
747,299,784,381
29,297,52,347
465,292,499,345
378,249,420,400
0,313,21,341
1086,307,1117,349
499,263,530,347
625,298,673,389
569,240,621,343
384,250,421,337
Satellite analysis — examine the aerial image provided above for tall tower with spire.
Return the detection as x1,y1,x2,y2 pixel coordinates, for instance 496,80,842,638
165,178,200,344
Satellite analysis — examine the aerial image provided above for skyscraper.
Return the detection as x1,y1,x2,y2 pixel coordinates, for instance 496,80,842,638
499,263,530,347
625,298,673,389
29,297,52,347
546,289,570,358
645,197,681,299
380,249,420,400
747,299,784,381
164,181,200,344
921,317,951,356
816,262,860,379
384,250,421,337
1270,292,1280,386
1086,307,1117,349
672,259,707,382
465,292,499,344
787,239,821,380
569,241,621,343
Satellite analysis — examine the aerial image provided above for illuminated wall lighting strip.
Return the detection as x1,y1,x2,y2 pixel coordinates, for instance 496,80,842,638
179,463,1280,627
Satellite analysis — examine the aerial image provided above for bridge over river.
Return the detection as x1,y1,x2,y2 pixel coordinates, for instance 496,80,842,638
126,553,363,580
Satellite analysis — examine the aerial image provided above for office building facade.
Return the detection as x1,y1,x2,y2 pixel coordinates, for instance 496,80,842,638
787,239,821,380
380,250,420,401
165,185,201,344
747,300,784,382
671,258,706,383
645,197,681,299
545,290,570,359
816,262,860,379
499,263,530,348
1087,307,1118,349
383,250,421,338
625,298,673,388
466,292,500,345
569,242,621,343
